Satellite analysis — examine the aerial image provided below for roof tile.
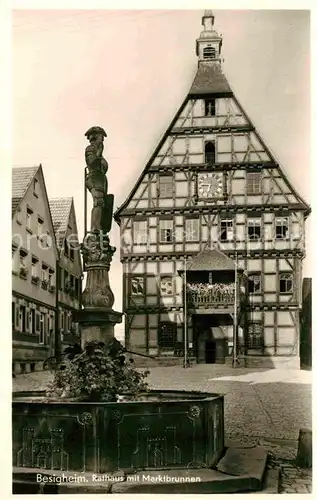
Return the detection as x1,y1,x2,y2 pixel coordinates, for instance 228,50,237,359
49,198,73,247
12,166,39,215
189,62,232,96
187,247,237,271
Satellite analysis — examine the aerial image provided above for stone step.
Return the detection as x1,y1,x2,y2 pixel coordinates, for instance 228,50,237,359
260,468,280,494
217,445,268,490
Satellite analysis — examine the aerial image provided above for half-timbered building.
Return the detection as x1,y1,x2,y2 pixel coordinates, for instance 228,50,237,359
114,11,310,368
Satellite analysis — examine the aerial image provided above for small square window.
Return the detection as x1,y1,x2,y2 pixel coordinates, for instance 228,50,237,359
130,276,144,296
248,274,261,294
275,217,289,240
247,172,262,195
279,273,293,293
248,218,261,240
133,220,148,245
220,219,234,241
160,276,174,296
159,176,173,198
185,218,199,242
159,219,173,243
204,98,216,117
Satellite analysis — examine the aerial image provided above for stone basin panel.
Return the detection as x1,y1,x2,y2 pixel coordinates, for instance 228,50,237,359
12,391,224,473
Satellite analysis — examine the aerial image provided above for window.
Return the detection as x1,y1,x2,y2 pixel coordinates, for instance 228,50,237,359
64,239,69,257
205,141,215,164
26,208,33,231
49,269,54,285
208,272,213,284
159,219,173,243
279,273,293,293
248,218,261,240
19,250,28,278
20,251,27,266
59,268,64,290
69,245,75,260
33,178,38,196
275,217,289,240
220,218,234,241
159,175,173,198
12,302,15,328
16,207,22,224
41,264,48,282
130,276,144,296
64,270,69,289
203,46,216,59
205,98,216,116
30,309,36,334
75,278,79,296
12,246,17,273
160,276,174,296
185,218,199,242
39,313,45,344
248,323,263,350
159,322,177,349
133,220,148,245
19,305,26,332
31,257,38,277
37,218,44,239
248,274,261,294
247,172,262,194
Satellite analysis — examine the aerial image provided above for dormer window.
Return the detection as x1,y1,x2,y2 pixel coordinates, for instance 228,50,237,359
203,46,216,59
205,98,216,117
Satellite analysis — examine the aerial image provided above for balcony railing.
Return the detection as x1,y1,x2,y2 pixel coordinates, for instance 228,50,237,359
187,283,236,307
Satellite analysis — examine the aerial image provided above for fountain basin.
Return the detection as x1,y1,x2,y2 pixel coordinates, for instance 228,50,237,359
12,390,224,473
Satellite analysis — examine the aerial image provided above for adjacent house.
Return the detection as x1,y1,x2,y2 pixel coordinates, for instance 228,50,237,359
114,11,310,369
12,166,58,374
49,198,83,355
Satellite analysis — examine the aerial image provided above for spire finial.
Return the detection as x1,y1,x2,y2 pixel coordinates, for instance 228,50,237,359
196,9,222,63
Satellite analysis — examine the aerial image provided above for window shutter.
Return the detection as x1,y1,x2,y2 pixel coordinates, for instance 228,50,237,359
15,305,20,331
25,307,30,332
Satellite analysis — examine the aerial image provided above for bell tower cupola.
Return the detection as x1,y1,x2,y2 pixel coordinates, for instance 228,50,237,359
196,10,223,64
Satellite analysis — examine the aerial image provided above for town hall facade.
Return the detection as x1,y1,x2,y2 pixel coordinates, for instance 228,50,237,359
114,11,310,368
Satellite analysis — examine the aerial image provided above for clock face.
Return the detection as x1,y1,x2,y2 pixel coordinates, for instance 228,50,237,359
198,172,223,198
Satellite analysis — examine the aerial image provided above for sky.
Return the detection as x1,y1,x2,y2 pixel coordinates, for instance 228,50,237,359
11,8,311,314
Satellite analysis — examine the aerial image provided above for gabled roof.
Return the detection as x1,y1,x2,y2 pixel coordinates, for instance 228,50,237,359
49,197,73,247
189,62,232,96
12,166,39,216
186,247,239,272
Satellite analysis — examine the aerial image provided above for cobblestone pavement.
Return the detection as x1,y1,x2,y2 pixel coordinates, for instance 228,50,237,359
13,364,312,493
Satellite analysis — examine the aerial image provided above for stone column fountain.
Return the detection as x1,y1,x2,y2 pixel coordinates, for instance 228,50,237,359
75,126,122,346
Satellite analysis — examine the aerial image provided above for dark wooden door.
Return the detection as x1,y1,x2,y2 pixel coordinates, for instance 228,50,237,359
205,340,216,364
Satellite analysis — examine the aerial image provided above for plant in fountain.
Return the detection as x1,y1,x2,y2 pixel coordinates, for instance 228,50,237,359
46,338,149,402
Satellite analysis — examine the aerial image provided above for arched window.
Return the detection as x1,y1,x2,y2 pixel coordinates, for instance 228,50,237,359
205,142,215,164
203,46,216,59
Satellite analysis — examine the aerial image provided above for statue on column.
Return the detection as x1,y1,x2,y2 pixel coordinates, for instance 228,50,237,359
84,126,113,234
82,126,116,310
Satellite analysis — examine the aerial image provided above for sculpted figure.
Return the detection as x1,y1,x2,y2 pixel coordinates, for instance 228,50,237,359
85,126,108,231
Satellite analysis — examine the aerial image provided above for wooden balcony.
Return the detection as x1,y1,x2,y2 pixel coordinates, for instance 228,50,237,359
187,283,241,314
